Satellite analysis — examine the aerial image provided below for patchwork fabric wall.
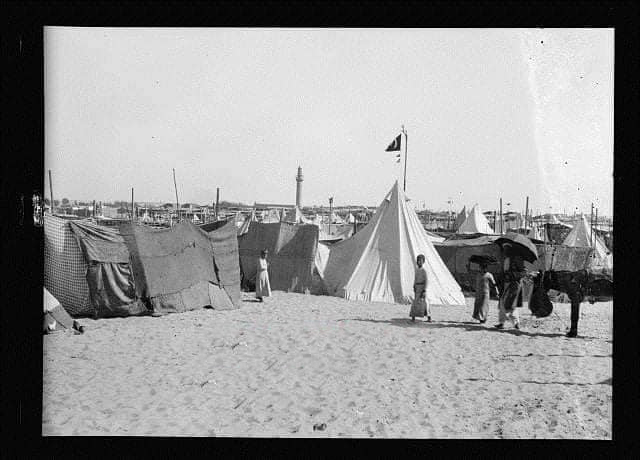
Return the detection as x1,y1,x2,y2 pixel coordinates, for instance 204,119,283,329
44,215,92,316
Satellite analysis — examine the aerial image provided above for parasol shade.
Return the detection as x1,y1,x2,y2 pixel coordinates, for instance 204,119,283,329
468,255,498,265
494,233,539,263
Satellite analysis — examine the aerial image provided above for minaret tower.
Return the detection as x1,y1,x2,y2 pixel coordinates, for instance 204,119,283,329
296,166,303,209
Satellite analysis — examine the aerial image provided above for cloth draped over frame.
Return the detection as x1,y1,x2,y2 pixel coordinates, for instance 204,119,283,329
69,219,147,318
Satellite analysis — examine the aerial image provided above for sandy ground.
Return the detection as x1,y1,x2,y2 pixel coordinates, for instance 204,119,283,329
43,292,612,438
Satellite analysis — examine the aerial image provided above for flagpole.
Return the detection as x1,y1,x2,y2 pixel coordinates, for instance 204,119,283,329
402,125,408,192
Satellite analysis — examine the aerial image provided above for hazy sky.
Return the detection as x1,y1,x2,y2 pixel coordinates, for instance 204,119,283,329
45,28,613,215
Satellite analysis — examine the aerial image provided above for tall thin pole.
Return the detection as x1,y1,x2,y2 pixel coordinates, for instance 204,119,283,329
524,196,529,231
329,197,333,235
402,125,408,192
590,202,594,247
499,198,503,234
593,208,598,246
173,168,180,223
131,188,134,222
215,187,220,220
48,170,54,214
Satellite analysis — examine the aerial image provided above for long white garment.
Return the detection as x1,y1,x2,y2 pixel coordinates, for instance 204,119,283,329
256,258,271,298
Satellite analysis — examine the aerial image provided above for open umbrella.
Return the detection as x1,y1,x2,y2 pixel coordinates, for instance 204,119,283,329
494,233,538,263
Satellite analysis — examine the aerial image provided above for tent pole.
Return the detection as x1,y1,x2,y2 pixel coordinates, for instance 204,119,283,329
215,187,220,220
499,198,503,235
590,202,594,247
402,125,408,193
48,170,54,214
173,168,180,224
525,196,529,232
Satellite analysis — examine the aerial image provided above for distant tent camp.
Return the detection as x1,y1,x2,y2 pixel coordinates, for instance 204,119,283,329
454,206,468,231
456,204,494,235
327,212,344,224
562,215,612,270
237,209,257,236
284,206,311,224
238,221,320,293
261,208,281,223
322,181,465,305
319,224,354,243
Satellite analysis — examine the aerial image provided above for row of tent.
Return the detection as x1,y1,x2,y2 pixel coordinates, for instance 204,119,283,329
44,180,611,320
44,181,467,318
451,204,611,266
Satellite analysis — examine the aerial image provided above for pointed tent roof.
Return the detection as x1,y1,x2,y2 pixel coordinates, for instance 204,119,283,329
284,206,311,224
329,212,344,224
562,215,612,268
454,206,468,230
322,181,465,306
456,204,494,234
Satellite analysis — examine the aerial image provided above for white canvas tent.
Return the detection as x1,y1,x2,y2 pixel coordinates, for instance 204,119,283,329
456,204,494,235
562,215,612,269
322,181,465,305
454,206,468,230
327,212,344,224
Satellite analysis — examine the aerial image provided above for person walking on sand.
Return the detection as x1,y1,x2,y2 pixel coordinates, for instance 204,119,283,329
495,243,526,330
473,262,499,323
256,249,271,302
410,254,431,322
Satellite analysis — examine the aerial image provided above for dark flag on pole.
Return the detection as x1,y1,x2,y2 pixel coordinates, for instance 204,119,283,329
385,134,401,152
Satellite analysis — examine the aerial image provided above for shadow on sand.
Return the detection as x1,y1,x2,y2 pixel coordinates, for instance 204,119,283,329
503,353,611,358
466,377,612,386
340,318,593,339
